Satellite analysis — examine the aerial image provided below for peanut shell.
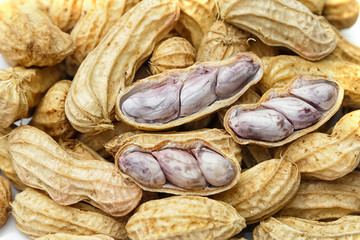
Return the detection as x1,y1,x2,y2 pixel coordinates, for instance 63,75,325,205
49,0,84,32
219,0,337,61
8,125,142,217
281,110,360,180
213,158,300,224
66,0,140,76
278,170,360,220
65,0,180,134
0,66,63,128
297,0,326,14
36,234,114,240
323,0,359,29
175,0,218,49
107,128,241,195
11,188,127,239
0,175,11,228
150,37,196,75
0,1,75,67
253,215,360,239
58,139,106,162
30,80,76,140
126,196,246,240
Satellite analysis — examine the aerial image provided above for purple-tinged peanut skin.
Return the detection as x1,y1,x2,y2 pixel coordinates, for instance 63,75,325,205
121,78,183,123
192,148,235,187
180,66,218,116
229,109,294,142
118,152,166,188
261,97,322,129
152,148,207,190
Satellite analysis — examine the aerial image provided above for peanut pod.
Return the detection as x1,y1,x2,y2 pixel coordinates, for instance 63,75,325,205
0,176,11,228
277,170,360,220
253,215,360,239
260,55,360,108
65,0,140,76
213,158,300,224
0,1,75,67
49,0,84,32
116,53,263,131
281,110,360,180
58,139,106,162
224,75,343,147
297,0,326,14
323,0,359,29
107,129,241,195
218,0,337,61
0,66,63,128
36,234,114,240
8,125,142,217
30,80,76,140
65,0,180,134
11,188,127,239
126,196,246,240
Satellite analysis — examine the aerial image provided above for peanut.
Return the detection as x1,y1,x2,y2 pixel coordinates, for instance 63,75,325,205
323,0,359,29
0,176,11,228
49,0,84,32
297,0,326,14
36,234,114,240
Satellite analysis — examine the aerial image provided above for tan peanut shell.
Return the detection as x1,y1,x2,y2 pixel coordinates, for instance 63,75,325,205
281,110,360,180
65,0,180,134
49,0,84,32
213,158,300,224
225,75,344,147
0,175,11,228
331,26,360,65
297,0,326,14
277,170,360,220
66,0,140,76
149,37,196,75
0,1,75,67
116,52,263,131
31,80,76,140
78,121,139,158
253,215,360,239
11,188,127,239
8,125,142,217
219,0,338,61
58,139,106,162
260,55,360,108
0,126,26,190
108,128,242,195
0,66,63,128
36,234,114,240
323,0,359,29
175,0,218,49
126,196,246,240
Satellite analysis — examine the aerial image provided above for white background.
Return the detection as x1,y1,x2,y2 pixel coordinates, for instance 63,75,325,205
0,1,359,239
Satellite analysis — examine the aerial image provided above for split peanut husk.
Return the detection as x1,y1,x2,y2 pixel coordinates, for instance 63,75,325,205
225,75,343,147
213,158,300,224
278,170,360,220
65,0,180,134
106,129,241,195
116,53,263,131
0,65,63,128
11,188,127,239
281,110,360,180
8,125,142,217
126,196,246,240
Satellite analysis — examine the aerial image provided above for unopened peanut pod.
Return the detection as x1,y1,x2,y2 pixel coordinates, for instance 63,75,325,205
126,196,246,240
175,0,218,49
253,215,360,239
281,110,360,180
49,0,84,32
297,0,326,14
36,234,114,240
277,170,360,220
8,125,142,217
31,80,76,140
0,66,63,128
108,129,241,195
0,126,26,190
58,139,106,162
0,1,75,67
219,0,337,61
65,0,180,134
11,188,127,239
323,0,359,29
225,75,343,147
116,53,263,131
0,176,11,228
331,26,360,65
213,158,300,224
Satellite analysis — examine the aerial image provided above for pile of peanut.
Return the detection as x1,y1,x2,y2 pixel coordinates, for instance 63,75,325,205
0,0,360,239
